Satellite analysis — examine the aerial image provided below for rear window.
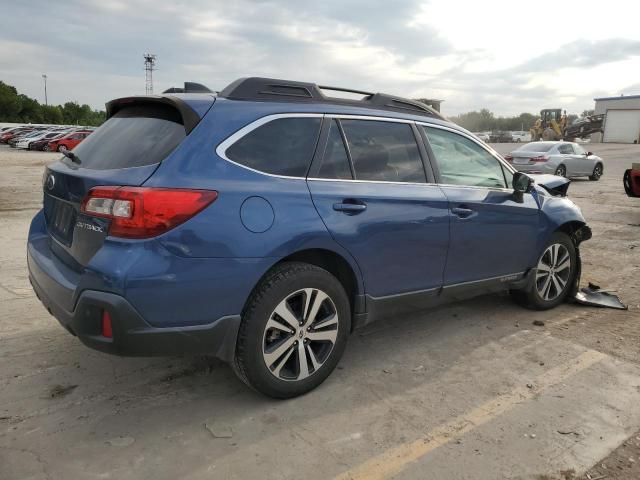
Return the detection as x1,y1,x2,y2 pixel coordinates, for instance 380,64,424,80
70,104,186,170
516,142,555,152
225,117,321,177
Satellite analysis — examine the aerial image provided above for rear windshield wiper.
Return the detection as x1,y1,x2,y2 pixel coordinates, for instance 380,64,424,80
61,150,81,165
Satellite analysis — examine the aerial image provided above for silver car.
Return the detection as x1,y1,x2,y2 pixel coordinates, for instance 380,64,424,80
506,141,604,180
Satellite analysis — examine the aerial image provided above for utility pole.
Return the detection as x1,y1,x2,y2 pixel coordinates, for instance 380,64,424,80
143,54,157,95
42,74,48,106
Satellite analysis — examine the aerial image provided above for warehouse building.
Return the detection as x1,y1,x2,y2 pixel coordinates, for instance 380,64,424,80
592,94,640,143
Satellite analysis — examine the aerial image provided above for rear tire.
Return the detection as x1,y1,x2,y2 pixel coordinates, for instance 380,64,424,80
234,262,350,398
511,232,576,310
589,163,603,181
555,165,567,177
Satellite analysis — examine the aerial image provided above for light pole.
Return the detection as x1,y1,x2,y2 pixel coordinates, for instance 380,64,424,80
42,74,48,106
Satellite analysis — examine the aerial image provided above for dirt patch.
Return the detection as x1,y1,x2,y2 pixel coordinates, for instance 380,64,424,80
581,431,640,479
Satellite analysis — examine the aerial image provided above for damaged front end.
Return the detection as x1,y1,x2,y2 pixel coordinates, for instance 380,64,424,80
529,174,571,197
567,224,592,299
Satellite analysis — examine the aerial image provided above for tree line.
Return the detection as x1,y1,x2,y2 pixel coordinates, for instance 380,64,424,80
0,80,105,126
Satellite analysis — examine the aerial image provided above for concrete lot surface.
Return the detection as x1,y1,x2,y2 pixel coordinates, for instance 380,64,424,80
1,143,639,480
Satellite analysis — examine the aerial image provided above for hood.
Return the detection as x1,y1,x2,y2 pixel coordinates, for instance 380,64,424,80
529,174,570,197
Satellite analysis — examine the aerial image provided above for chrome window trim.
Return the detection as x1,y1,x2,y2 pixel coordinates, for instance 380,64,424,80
216,112,432,183
215,112,518,190
326,114,414,124
307,177,439,187
215,113,324,180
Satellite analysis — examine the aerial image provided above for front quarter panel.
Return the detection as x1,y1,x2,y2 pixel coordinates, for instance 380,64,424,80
536,186,587,246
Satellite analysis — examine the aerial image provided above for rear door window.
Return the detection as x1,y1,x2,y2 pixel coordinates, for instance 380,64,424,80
70,104,187,170
226,117,321,177
340,119,426,183
315,120,353,180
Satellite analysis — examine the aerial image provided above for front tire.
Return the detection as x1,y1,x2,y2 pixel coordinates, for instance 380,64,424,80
511,232,576,310
555,165,567,177
589,163,603,181
234,262,350,398
58,144,67,152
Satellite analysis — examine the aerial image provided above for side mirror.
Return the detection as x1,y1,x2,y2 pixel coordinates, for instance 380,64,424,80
512,172,533,193
586,151,593,156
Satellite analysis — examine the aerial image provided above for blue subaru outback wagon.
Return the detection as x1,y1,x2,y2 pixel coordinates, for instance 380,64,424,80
28,77,591,398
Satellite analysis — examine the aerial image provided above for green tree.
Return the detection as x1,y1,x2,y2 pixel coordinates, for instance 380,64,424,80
18,95,44,123
0,81,22,121
41,105,64,124
0,80,105,126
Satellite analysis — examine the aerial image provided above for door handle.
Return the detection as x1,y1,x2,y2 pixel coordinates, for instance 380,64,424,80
451,207,475,219
333,201,367,214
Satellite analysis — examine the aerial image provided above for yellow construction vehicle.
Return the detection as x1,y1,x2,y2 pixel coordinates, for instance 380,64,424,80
530,109,567,141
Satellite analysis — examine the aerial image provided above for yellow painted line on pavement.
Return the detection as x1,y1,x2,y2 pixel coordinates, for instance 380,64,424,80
335,349,606,480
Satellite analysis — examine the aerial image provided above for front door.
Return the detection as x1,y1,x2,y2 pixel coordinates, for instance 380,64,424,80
421,126,540,286
307,118,450,298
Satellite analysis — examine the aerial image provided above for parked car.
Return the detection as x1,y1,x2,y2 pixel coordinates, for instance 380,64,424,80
511,131,531,143
473,132,490,142
1,127,34,144
623,162,640,197
489,131,513,143
30,132,70,151
505,141,603,180
28,77,592,398
9,129,46,147
16,131,65,150
47,130,92,152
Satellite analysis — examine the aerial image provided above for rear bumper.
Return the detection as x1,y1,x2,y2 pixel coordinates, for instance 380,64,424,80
29,269,240,361
513,163,555,174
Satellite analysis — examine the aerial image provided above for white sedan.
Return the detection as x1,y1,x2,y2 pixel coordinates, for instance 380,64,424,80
505,141,604,180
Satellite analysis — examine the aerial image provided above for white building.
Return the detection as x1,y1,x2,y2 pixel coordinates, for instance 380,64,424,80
592,95,640,143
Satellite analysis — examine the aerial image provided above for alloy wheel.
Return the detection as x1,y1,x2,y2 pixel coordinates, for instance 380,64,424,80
593,165,602,179
555,165,566,177
262,288,339,381
535,243,571,301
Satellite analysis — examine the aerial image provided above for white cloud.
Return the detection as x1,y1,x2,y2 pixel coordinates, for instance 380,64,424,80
1,0,639,115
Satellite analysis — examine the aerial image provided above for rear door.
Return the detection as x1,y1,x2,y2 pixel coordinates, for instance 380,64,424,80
421,125,540,286
307,117,449,299
43,100,203,267
557,143,576,174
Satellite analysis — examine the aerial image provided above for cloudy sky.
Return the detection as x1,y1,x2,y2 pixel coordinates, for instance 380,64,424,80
2,0,640,116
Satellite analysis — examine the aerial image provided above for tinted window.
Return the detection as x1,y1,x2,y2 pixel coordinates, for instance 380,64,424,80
316,120,353,179
227,118,321,177
558,143,574,154
341,120,425,183
517,142,555,152
423,127,507,188
71,104,186,170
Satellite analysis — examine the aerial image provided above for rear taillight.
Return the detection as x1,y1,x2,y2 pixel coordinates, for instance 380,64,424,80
530,155,549,163
504,155,513,162
102,310,113,338
81,186,218,239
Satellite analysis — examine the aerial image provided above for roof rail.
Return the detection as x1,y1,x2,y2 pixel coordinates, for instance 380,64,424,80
163,82,214,94
218,77,444,119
